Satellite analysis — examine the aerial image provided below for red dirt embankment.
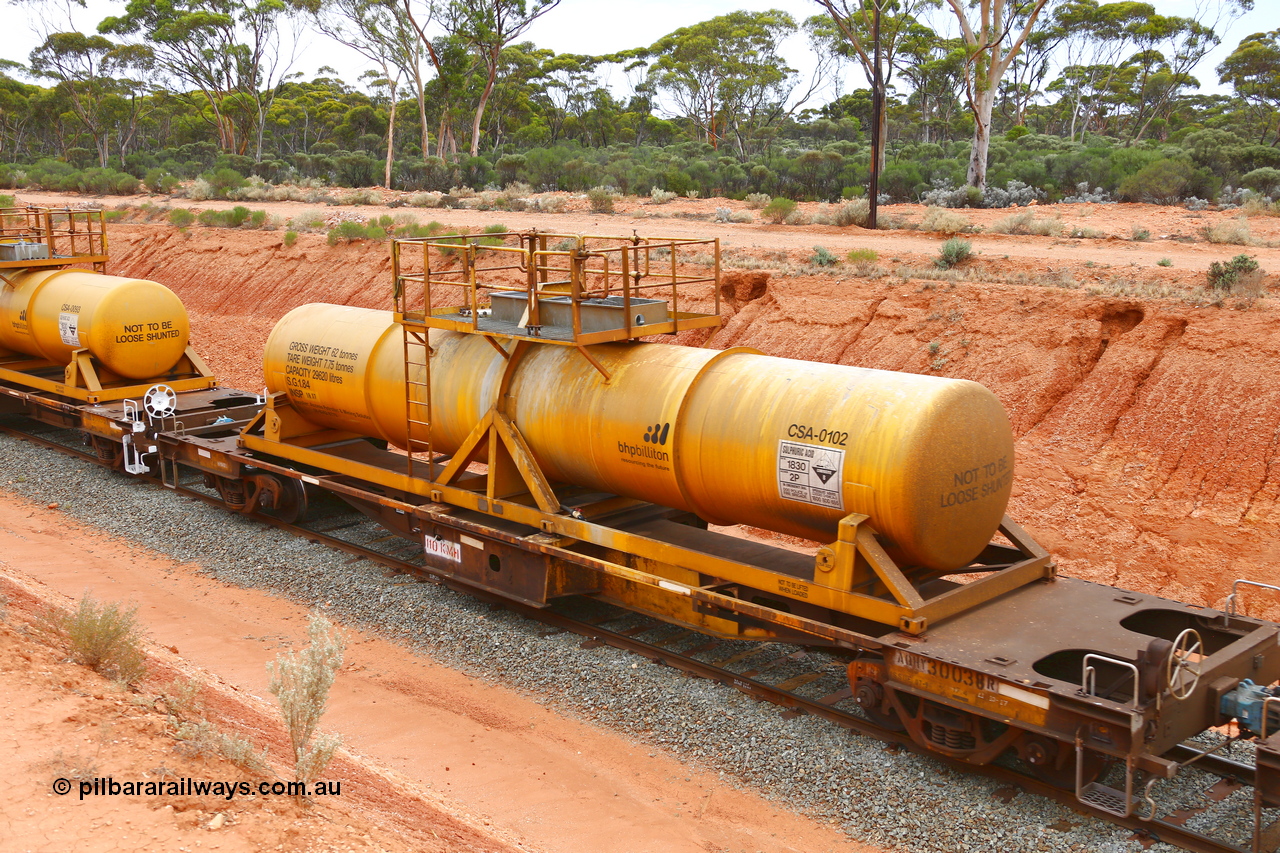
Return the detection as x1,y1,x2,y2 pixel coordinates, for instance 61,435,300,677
101,217,1280,616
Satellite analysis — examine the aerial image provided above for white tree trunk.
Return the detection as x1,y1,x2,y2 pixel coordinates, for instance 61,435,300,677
385,93,397,188
470,62,497,158
967,86,995,190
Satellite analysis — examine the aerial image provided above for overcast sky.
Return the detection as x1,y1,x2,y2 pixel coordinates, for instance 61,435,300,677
2,0,1272,106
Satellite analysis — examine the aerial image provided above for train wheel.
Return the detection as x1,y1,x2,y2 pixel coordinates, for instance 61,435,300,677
252,474,308,524
1017,733,1110,789
853,677,906,732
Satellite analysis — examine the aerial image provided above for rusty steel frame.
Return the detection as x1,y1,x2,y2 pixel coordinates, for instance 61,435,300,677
391,230,722,345
0,206,109,271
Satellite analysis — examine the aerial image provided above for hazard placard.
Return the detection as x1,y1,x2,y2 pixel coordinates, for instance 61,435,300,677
776,440,844,510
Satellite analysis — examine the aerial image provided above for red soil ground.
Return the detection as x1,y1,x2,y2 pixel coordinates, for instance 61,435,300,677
6,188,1280,850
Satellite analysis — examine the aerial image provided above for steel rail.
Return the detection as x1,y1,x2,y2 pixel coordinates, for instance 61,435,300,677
0,417,1256,853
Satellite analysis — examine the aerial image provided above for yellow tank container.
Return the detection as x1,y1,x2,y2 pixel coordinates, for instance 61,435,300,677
264,303,1016,571
0,268,191,380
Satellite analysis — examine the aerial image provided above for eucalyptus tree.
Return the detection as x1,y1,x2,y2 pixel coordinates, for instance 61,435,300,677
895,24,966,144
1047,1,1153,141
439,0,560,157
1118,1,1251,142
28,32,153,166
99,0,300,159
0,62,41,162
1218,29,1280,147
941,0,1057,189
809,0,940,169
297,0,419,185
647,9,808,159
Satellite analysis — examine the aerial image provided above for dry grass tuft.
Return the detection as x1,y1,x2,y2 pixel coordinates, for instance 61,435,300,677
1203,218,1252,245
42,593,147,686
989,210,1063,237
919,206,971,234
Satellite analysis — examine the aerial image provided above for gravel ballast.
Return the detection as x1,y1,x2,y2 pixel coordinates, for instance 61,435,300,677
0,429,1252,852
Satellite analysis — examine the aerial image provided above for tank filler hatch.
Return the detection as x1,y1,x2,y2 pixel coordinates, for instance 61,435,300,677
389,229,725,493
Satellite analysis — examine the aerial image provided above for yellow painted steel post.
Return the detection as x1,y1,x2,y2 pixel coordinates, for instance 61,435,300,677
621,246,632,339
713,238,721,317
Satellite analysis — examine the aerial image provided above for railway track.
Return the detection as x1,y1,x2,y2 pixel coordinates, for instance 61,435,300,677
0,417,1266,853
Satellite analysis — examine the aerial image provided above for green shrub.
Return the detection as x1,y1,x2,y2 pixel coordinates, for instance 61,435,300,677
196,208,250,228
0,193,14,207
202,168,247,199
936,237,972,269
1207,254,1261,292
46,594,147,686
395,222,439,239
284,230,298,247
250,210,267,228
810,246,838,266
1131,227,1151,242
326,220,384,245
435,231,465,256
1240,167,1280,197
478,222,508,248
144,168,179,194
168,208,195,227
1157,257,1172,267
847,248,880,276
587,186,616,213
1117,158,1206,204
762,197,796,224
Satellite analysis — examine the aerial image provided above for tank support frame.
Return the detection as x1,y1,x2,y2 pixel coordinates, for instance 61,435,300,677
0,344,216,404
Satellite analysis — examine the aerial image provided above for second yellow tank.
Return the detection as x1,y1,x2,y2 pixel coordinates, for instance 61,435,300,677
263,303,1016,571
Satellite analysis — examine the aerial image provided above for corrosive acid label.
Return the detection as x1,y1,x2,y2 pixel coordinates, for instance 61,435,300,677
777,440,844,510
423,535,462,563
58,312,80,347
